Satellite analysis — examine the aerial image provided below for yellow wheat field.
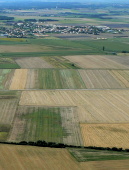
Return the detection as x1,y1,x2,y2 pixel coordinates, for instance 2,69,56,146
20,90,129,123
0,144,129,170
80,123,129,149
0,144,83,170
9,69,28,90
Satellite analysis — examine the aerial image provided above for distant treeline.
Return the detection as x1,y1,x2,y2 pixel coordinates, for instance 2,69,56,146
24,19,58,22
0,16,14,20
1,140,129,153
58,12,111,19
1,2,129,10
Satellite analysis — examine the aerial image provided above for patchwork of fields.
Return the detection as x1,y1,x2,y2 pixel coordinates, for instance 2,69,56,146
1,54,129,168
19,90,129,124
1,68,129,90
4,89,127,148
1,55,129,69
1,144,129,170
2,89,129,148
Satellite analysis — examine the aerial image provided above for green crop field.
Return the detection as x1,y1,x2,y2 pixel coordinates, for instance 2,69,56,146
0,37,129,59
8,106,83,146
37,69,86,89
69,148,129,162
8,106,68,143
0,69,14,89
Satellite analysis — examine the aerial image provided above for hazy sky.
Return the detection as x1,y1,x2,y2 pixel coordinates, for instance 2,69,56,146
0,0,128,1
0,0,128,3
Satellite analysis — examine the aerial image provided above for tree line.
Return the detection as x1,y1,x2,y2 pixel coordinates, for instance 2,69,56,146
0,140,129,152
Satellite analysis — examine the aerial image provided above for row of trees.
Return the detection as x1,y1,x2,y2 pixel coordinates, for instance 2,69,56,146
24,19,58,22
1,140,129,152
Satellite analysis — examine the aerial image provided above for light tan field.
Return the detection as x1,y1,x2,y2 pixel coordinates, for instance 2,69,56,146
0,144,82,170
19,90,129,123
111,70,129,88
0,45,53,53
15,57,54,68
80,123,129,149
9,69,28,90
25,69,38,89
2,69,129,90
64,55,129,69
79,69,124,89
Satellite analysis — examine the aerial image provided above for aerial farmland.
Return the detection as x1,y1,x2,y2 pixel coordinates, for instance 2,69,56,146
1,0,129,169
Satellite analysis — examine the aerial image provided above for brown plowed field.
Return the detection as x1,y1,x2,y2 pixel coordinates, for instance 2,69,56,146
80,123,129,149
15,57,54,68
64,55,129,69
19,90,129,123
9,69,28,90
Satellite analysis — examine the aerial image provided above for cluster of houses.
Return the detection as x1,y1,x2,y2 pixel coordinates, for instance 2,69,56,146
0,21,124,38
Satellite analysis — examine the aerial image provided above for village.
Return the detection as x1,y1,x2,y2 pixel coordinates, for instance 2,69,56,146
0,20,124,38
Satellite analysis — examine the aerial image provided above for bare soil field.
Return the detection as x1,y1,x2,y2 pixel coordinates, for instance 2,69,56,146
19,90,129,123
0,45,53,53
80,123,129,149
64,55,129,69
9,69,28,90
0,144,82,170
15,57,54,69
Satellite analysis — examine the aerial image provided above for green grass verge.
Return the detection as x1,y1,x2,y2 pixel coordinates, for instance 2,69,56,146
0,69,12,89
68,148,129,162
0,63,20,69
0,124,11,142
